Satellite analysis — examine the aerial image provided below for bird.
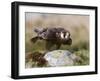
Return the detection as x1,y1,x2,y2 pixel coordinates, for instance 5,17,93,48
31,27,72,50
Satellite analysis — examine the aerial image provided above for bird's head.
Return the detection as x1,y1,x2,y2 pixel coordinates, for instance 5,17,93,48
56,31,72,45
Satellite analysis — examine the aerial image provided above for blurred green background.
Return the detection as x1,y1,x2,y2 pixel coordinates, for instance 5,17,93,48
25,12,89,67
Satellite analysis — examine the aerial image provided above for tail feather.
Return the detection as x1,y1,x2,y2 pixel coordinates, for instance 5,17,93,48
34,28,40,33
31,37,38,43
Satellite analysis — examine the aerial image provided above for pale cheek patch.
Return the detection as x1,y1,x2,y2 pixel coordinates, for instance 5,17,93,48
60,32,64,39
65,33,69,38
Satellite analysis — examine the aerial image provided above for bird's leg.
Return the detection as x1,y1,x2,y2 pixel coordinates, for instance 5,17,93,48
56,43,61,49
45,41,54,51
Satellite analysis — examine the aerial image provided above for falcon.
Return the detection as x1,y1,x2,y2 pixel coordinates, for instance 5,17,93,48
31,27,72,50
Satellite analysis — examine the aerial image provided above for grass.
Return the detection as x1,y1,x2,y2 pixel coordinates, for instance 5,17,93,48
25,40,89,68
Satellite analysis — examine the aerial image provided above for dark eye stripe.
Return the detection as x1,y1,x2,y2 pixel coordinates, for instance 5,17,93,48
64,33,66,37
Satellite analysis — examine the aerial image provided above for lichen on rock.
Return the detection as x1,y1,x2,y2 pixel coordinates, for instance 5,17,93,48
44,50,79,67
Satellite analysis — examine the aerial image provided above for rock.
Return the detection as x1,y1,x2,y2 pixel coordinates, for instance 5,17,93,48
44,50,78,67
